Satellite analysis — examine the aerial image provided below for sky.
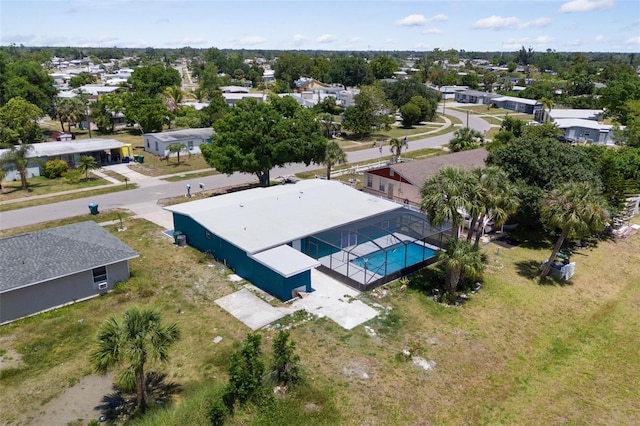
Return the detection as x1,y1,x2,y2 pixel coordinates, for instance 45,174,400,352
1,0,639,52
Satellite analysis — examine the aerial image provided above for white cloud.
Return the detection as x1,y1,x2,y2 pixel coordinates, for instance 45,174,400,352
395,13,448,27
535,35,554,44
2,34,36,44
558,0,614,13
239,36,267,45
594,34,606,42
625,36,640,44
473,16,551,30
422,28,444,34
316,34,336,43
77,35,120,47
292,34,308,45
415,43,431,50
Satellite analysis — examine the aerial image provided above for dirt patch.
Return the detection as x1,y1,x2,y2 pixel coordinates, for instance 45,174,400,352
0,336,23,370
16,374,114,426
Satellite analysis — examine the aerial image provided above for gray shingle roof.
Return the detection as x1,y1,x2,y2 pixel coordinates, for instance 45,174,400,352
0,221,139,293
387,149,488,186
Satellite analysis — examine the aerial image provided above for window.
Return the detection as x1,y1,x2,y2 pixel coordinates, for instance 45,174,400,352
366,174,373,188
155,141,158,151
92,266,107,286
379,179,386,192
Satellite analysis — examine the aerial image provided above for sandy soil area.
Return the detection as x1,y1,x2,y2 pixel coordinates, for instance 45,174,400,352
13,374,114,426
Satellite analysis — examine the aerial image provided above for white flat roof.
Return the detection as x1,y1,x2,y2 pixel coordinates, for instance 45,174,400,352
0,139,127,159
554,118,613,131
492,95,538,105
550,109,603,120
166,179,403,254
249,245,320,277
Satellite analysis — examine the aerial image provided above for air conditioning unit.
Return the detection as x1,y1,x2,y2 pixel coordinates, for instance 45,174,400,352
98,282,108,290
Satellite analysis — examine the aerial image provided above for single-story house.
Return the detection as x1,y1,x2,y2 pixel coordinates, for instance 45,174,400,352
427,85,469,100
547,109,604,122
454,89,496,104
143,127,213,156
219,86,250,93
489,95,539,114
295,78,330,92
362,149,489,207
222,92,267,107
0,221,139,324
165,179,448,298
0,139,132,181
553,119,618,145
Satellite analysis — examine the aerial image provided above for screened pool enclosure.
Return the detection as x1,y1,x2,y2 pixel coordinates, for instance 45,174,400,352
300,209,452,291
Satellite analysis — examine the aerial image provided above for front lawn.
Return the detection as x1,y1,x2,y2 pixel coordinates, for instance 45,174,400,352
0,174,110,202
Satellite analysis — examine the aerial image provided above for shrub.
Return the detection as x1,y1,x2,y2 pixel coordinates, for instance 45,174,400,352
63,169,82,184
208,398,227,425
42,159,68,179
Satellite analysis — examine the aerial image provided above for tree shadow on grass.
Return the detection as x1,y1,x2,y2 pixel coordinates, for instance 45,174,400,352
95,372,182,424
514,259,543,280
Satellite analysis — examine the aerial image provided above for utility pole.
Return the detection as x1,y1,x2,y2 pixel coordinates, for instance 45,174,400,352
466,110,470,128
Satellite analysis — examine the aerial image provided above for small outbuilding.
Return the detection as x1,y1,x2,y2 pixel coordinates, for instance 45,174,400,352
0,221,139,324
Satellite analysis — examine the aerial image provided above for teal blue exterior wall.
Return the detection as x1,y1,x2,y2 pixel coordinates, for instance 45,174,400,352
172,213,311,301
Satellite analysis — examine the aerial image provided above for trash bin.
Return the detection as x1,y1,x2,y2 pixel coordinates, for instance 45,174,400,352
123,157,130,163
138,155,144,164
173,231,182,244
88,203,99,215
176,234,186,247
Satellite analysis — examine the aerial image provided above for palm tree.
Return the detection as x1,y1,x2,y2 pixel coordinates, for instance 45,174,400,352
539,97,554,123
77,155,98,180
168,142,188,164
449,127,484,152
164,86,183,116
323,140,347,180
191,87,208,102
436,238,484,294
466,167,520,246
420,167,471,240
91,307,180,413
389,137,403,163
319,112,334,138
539,182,608,279
0,144,33,190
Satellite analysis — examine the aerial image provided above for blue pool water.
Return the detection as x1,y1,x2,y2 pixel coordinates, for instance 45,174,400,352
351,242,437,275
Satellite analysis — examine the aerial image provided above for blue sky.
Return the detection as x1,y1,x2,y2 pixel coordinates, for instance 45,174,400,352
1,0,639,52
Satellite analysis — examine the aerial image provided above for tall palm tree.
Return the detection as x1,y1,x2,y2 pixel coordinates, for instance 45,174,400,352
539,97,554,123
539,181,608,278
420,166,471,240
319,112,334,138
90,307,180,413
389,137,403,163
77,155,98,180
163,86,184,116
0,144,33,190
191,87,208,102
466,167,520,246
323,140,347,180
168,142,188,164
436,238,484,294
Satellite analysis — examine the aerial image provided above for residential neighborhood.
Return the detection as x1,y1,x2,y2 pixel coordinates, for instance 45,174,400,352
0,1,639,424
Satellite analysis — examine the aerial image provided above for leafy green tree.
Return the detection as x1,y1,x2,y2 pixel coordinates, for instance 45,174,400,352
1,59,57,111
408,96,434,122
125,94,170,133
600,74,640,125
461,72,479,89
539,182,607,279
90,307,180,414
0,97,43,146
369,55,398,79
168,142,188,164
314,96,341,115
323,140,347,180
500,115,526,137
328,56,374,88
128,64,181,97
273,52,312,89
271,330,300,387
380,78,436,112
0,144,33,190
342,85,393,137
175,106,204,129
202,97,326,187
77,155,98,180
199,91,229,127
420,167,471,240
436,238,484,294
68,71,97,88
42,159,68,179
400,102,421,127
223,333,265,410
53,97,86,132
449,127,484,152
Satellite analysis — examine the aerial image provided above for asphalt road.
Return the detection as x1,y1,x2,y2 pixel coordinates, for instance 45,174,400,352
0,107,490,231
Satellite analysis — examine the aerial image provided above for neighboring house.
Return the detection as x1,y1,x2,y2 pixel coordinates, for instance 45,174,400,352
427,85,469,100
547,109,604,122
454,89,496,104
219,86,250,93
489,95,539,114
280,92,338,108
362,149,489,207
0,221,139,324
295,78,330,92
143,127,213,157
553,119,618,145
165,179,447,297
262,69,276,84
0,139,132,181
222,92,267,107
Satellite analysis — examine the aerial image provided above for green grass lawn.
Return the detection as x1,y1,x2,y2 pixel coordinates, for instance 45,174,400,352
0,174,109,202
1,215,639,425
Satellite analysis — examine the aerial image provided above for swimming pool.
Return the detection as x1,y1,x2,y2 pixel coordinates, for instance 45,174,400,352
351,242,437,275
